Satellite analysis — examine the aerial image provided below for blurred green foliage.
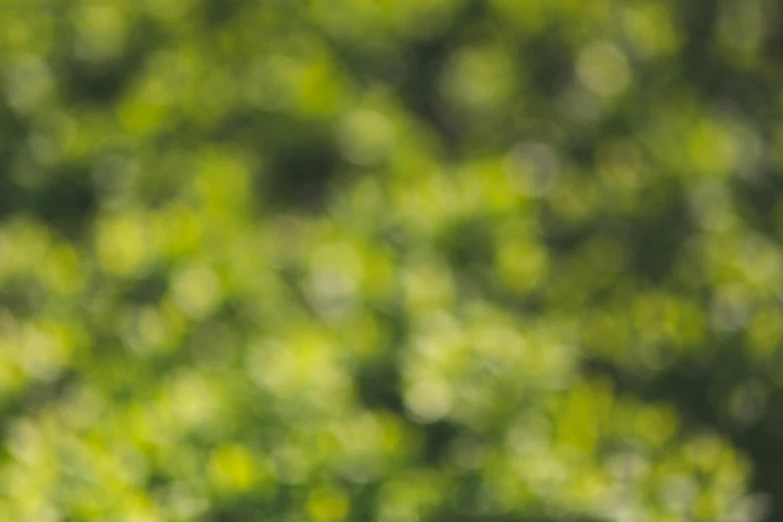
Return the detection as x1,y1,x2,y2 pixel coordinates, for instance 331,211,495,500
1,0,783,520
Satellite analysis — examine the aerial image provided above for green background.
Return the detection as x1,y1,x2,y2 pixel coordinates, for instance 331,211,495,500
1,0,782,520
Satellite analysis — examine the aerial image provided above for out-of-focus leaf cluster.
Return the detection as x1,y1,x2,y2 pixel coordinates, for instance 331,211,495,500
1,0,782,520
